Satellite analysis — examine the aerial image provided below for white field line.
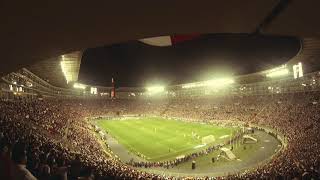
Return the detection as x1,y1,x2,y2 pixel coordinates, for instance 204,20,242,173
219,135,230,139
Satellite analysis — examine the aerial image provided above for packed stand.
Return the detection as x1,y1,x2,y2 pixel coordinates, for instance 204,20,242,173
0,91,320,179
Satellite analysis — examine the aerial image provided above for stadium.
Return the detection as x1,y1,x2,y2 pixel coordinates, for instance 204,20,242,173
1,1,320,180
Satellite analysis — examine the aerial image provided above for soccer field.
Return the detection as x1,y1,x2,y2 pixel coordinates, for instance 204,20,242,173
96,117,238,161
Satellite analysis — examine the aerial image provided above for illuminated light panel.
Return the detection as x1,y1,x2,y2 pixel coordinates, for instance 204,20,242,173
293,62,303,79
266,68,289,78
146,86,165,94
90,87,98,94
182,78,234,89
73,83,86,89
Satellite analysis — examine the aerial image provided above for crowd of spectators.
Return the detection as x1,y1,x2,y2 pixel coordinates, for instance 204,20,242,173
128,144,221,169
0,91,319,179
165,93,320,179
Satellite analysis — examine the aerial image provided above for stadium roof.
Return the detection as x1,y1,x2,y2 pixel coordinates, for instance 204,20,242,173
233,38,320,84
264,1,320,37
1,0,320,78
26,51,82,87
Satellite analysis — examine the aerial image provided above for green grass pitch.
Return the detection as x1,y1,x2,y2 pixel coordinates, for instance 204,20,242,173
96,117,238,161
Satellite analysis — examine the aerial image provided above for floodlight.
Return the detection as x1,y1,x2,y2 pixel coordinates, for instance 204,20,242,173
265,64,289,78
60,52,82,84
182,78,234,89
266,69,289,78
73,83,86,89
61,61,71,84
146,86,165,94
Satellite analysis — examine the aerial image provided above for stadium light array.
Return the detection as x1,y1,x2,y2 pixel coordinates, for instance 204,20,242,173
266,65,289,78
73,82,86,89
146,86,165,94
182,78,234,89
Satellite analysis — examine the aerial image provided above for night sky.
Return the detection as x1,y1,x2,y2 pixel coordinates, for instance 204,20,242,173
78,34,300,87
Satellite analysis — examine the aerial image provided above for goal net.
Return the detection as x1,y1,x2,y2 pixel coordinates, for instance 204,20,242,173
201,135,215,144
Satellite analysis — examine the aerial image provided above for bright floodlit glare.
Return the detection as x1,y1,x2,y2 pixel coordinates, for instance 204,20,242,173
265,64,289,78
182,78,234,89
60,53,82,84
146,86,165,94
73,82,86,89
61,56,71,84
266,68,289,78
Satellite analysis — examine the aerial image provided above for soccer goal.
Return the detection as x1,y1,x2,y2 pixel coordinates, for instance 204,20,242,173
201,135,215,144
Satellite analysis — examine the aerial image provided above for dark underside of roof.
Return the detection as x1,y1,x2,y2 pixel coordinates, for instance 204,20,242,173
79,34,300,87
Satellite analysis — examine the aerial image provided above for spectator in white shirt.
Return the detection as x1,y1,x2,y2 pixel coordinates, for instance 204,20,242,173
11,143,37,180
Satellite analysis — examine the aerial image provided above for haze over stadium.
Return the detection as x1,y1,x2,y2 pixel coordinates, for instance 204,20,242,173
1,1,320,180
